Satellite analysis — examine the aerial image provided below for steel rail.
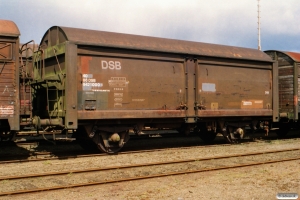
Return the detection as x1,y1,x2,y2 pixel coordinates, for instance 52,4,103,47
0,151,299,196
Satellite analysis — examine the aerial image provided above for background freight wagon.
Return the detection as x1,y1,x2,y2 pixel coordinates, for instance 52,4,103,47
265,50,300,136
0,20,20,140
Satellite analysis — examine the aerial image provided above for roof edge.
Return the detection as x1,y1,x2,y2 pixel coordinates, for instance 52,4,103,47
265,50,300,62
0,19,20,37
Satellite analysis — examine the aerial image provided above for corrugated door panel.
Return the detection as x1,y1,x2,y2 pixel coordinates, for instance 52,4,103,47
197,64,272,111
278,65,294,113
77,56,185,110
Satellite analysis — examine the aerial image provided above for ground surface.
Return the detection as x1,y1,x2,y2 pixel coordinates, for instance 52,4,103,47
0,133,299,200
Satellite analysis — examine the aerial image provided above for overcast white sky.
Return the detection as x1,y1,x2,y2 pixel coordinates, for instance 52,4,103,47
1,0,299,51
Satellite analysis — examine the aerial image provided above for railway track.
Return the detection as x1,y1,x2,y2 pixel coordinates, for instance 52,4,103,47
0,142,230,164
0,147,299,196
1,136,299,165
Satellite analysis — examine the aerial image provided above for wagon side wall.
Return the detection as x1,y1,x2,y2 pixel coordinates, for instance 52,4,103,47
0,34,20,130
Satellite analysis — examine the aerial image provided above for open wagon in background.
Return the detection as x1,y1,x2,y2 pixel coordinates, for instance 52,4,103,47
28,25,278,153
265,50,300,136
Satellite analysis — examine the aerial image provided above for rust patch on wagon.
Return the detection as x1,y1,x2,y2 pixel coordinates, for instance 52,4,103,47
0,19,20,37
284,51,300,62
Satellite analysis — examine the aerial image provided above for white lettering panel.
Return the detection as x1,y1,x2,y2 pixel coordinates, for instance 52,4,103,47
101,60,121,70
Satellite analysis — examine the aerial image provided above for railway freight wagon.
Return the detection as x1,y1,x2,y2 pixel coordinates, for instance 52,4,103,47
31,26,278,153
0,20,20,141
265,50,300,135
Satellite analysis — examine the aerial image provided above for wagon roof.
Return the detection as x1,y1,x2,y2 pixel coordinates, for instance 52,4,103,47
282,51,300,62
40,26,272,62
0,19,20,37
265,50,300,63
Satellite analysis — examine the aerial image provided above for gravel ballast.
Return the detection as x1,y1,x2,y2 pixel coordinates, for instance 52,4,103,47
0,137,299,199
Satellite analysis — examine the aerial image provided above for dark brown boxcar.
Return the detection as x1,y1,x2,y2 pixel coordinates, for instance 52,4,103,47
32,26,278,152
0,19,20,140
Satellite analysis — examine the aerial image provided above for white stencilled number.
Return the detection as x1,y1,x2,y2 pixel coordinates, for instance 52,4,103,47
101,60,121,70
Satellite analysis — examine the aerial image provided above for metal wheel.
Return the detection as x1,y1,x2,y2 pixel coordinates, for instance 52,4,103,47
224,126,245,143
95,131,130,154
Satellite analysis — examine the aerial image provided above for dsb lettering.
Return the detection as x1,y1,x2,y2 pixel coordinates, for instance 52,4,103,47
101,60,121,70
